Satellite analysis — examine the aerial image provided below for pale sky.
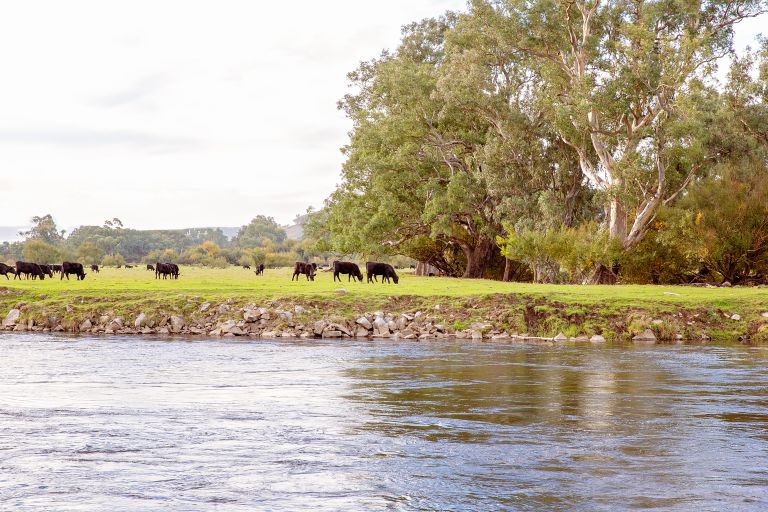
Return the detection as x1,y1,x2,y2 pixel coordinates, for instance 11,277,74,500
0,1,764,236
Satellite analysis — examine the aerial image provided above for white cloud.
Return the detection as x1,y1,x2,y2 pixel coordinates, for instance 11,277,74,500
0,1,764,232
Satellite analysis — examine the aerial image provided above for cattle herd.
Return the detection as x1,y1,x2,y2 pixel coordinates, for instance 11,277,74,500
1,259,400,284
1,261,88,280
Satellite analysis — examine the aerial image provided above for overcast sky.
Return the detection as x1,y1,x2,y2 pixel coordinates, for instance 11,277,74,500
0,1,764,236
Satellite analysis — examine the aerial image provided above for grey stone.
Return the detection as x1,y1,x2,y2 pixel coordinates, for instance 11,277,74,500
632,329,657,343
80,319,93,331
199,302,211,312
761,312,768,318
589,334,606,343
323,330,342,338
169,315,185,333
373,317,390,336
355,317,372,330
294,305,306,315
3,309,21,327
335,288,348,295
553,332,569,342
730,313,742,321
134,313,147,328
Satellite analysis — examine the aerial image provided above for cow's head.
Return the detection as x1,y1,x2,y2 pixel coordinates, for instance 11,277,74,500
392,274,399,284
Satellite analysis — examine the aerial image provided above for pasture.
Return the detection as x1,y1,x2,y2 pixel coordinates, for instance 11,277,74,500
2,265,766,315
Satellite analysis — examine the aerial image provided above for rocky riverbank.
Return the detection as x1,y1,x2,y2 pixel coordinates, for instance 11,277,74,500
3,294,768,343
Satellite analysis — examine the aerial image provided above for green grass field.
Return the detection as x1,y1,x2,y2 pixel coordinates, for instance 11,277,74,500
1,266,766,340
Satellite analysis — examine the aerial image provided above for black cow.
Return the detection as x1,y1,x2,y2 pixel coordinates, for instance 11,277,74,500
51,264,62,274
38,264,54,278
333,260,363,282
254,263,265,276
15,261,45,280
292,262,317,281
155,262,179,280
125,264,134,269
366,262,399,284
243,264,251,270
61,262,86,280
90,264,100,273
146,264,155,271
0,262,16,279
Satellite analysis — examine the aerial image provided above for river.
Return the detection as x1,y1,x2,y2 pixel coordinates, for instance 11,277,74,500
1,334,767,511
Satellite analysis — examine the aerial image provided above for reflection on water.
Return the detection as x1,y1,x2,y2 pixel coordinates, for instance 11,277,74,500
1,334,767,511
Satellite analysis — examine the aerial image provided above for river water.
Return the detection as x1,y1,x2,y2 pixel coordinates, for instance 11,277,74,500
1,334,767,511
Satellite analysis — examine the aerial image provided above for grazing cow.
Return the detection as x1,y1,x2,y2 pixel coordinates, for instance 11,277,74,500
38,264,54,278
292,262,317,281
51,264,62,274
125,264,134,269
366,262,400,284
254,263,265,276
243,264,251,269
0,262,16,279
61,262,86,280
155,262,179,280
14,261,45,280
90,264,100,273
146,264,155,271
333,260,363,282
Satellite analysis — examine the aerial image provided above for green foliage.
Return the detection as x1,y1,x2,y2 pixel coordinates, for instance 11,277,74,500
232,215,287,247
22,240,60,264
19,214,65,244
101,253,126,267
499,224,618,284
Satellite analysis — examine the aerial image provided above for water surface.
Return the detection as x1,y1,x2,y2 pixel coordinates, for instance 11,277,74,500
1,334,767,511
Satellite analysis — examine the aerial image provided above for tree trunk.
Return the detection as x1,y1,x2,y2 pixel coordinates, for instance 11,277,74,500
461,237,494,279
608,195,627,244
503,258,512,282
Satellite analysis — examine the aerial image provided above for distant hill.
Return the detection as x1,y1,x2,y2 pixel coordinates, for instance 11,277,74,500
283,214,308,241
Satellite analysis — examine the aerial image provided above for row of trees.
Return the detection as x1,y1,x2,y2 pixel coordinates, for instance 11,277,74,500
308,0,768,284
0,215,325,268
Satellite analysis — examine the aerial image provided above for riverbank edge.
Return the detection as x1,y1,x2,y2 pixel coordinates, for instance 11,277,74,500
2,290,768,343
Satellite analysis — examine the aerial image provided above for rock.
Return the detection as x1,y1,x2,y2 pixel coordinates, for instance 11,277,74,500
243,309,260,322
169,315,185,333
294,305,306,315
323,330,342,338
39,294,47,299
761,312,768,318
721,281,732,287
219,320,237,334
99,315,110,326
107,318,123,331
141,327,155,334
471,330,484,340
134,313,147,328
632,329,657,343
335,288,348,295
65,304,74,313
553,332,569,342
372,317,390,336
199,302,211,312
652,319,663,325
80,319,93,331
730,313,742,321
491,333,510,340
217,304,231,314
209,328,223,337
156,327,170,335
228,326,244,336
355,327,370,338
356,316,373,330
589,334,606,343
663,292,681,296
329,323,352,337
262,331,277,338
3,309,21,327
279,311,293,322
313,320,327,336
434,304,441,310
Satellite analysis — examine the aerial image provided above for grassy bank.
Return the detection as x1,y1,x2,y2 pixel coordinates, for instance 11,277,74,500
1,266,767,341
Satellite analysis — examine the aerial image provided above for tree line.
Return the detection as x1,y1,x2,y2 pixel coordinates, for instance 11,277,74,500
0,215,326,269
307,0,768,285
